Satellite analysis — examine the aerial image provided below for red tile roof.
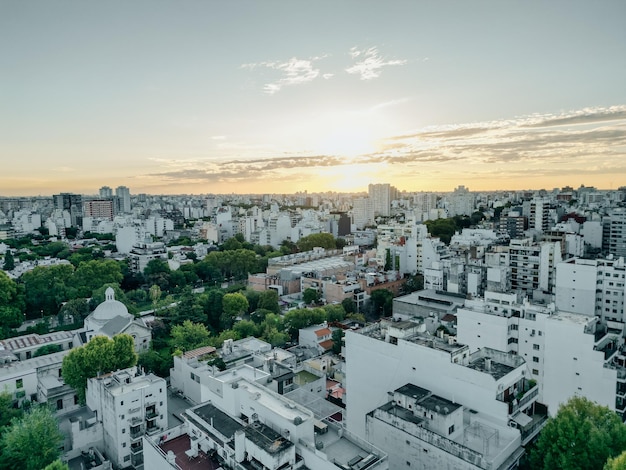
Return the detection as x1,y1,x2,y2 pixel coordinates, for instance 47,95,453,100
315,328,331,337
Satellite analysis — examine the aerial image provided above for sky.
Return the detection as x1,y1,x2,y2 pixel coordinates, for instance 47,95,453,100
1,1,625,197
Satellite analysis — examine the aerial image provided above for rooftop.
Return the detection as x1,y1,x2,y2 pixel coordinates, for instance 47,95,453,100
467,356,515,381
192,402,244,440
244,421,294,455
159,433,221,470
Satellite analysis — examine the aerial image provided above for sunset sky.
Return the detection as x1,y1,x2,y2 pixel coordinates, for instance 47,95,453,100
1,1,625,196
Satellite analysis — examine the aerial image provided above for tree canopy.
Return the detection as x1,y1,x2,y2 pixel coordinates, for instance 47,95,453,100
0,406,63,470
605,451,626,470
296,233,337,252
530,396,626,470
62,334,138,403
171,320,212,351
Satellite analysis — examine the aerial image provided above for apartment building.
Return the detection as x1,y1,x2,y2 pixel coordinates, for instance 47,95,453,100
508,238,562,301
345,320,543,463
367,384,523,470
555,257,626,323
86,367,167,469
456,291,625,419
144,375,388,470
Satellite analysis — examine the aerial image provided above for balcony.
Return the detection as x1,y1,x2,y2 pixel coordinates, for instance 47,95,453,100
145,409,158,420
497,379,539,416
130,441,143,455
130,426,143,439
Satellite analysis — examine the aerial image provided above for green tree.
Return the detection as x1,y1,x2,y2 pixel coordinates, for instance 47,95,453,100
3,251,15,270
401,274,424,294
331,329,344,355
341,298,356,314
34,344,62,357
170,288,206,325
137,349,173,378
530,396,626,470
297,233,336,252
43,460,69,470
369,289,393,318
258,289,280,314
424,218,458,244
73,259,123,298
171,320,211,351
222,293,249,329
303,288,320,305
62,334,138,403
233,320,259,339
0,406,63,470
244,289,261,313
21,264,75,318
58,298,90,325
323,304,345,323
0,391,23,431
605,451,626,470
200,289,224,331
143,259,171,292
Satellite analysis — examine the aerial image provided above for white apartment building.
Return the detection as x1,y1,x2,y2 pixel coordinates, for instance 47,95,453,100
604,208,626,258
366,383,523,470
86,367,167,469
445,185,475,217
508,238,562,301
352,197,374,229
369,183,394,217
345,320,544,457
456,291,624,419
555,257,626,322
144,375,388,470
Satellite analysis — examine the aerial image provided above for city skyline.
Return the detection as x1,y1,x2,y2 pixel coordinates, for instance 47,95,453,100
2,1,625,197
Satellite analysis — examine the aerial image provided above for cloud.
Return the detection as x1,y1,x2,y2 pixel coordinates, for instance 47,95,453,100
145,105,626,185
521,106,626,128
242,56,324,94
346,47,407,80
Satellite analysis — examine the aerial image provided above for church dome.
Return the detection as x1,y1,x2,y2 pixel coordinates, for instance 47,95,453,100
90,287,131,321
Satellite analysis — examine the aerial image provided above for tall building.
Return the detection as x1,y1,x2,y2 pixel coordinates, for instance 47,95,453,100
115,186,131,213
368,183,396,217
555,257,626,323
446,185,475,217
456,291,625,421
604,208,626,258
53,193,82,226
352,197,374,229
83,199,115,221
345,320,539,467
99,186,113,198
86,367,167,469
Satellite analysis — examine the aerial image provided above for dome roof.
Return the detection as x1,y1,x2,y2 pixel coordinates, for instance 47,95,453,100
90,287,131,322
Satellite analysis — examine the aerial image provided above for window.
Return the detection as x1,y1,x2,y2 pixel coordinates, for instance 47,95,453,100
532,369,539,375
122,443,126,448
124,456,130,462
15,379,23,389
533,344,540,350
533,356,539,363
448,425,455,435
122,429,126,434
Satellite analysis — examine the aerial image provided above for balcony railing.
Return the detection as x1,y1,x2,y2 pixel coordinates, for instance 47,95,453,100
509,384,539,415
145,409,158,420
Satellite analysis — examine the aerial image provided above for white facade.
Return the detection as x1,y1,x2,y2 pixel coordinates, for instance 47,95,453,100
86,367,167,469
345,322,539,442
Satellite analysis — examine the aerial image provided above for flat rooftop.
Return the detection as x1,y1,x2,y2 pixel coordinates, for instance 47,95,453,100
244,421,294,455
159,433,221,470
467,357,515,381
192,402,244,439
395,384,430,402
419,395,462,416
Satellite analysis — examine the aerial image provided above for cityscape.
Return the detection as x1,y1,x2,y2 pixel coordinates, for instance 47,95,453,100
2,1,626,470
